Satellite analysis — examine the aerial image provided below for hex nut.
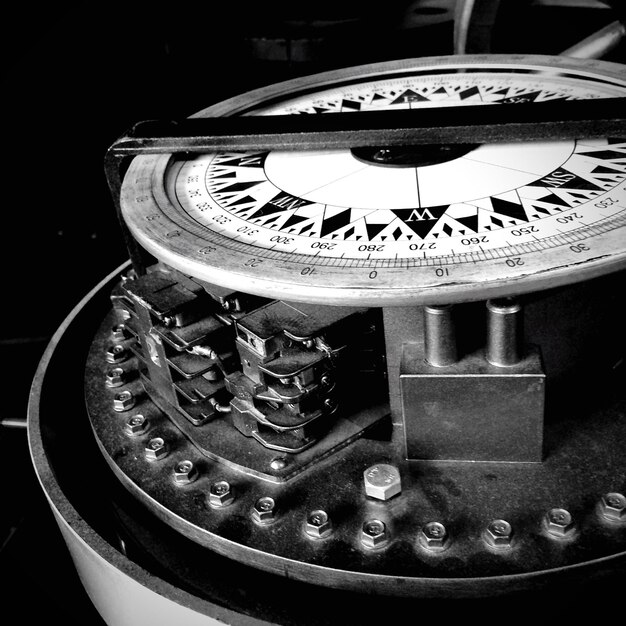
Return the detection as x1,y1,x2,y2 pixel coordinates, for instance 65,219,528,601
105,367,126,388
484,519,513,548
361,519,388,548
106,344,129,364
270,457,287,471
252,496,276,523
174,460,198,485
420,521,448,550
600,492,626,522
363,464,401,501
305,509,333,538
111,323,129,342
113,390,135,412
545,508,575,537
125,414,149,436
208,480,234,507
145,437,168,461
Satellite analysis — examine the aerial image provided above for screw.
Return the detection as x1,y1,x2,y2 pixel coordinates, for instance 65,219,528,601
106,344,129,364
319,374,333,389
545,508,575,537
174,459,198,485
252,496,276,523
105,367,126,388
113,390,135,412
420,521,448,550
484,519,513,548
145,437,168,461
305,509,332,538
324,397,338,413
125,414,148,436
111,323,128,342
361,519,388,548
208,480,234,507
599,492,626,522
270,457,287,471
363,464,401,501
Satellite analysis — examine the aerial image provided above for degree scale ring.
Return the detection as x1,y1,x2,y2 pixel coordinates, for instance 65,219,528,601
121,55,626,305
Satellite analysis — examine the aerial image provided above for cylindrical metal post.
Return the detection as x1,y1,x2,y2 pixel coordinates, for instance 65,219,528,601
486,298,523,366
424,304,457,367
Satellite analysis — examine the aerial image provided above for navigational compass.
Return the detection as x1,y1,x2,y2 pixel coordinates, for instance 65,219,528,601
29,55,626,622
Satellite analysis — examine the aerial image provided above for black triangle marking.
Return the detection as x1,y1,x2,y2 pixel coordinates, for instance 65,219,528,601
391,206,448,239
527,168,601,191
281,214,308,229
214,181,262,194
225,195,257,207
320,209,352,238
391,89,429,105
366,222,387,240
591,164,624,174
216,153,268,168
577,150,626,160
456,215,479,233
491,197,527,222
536,192,571,207
531,205,551,215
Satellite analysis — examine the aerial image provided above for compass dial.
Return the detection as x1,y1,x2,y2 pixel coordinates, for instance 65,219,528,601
121,55,626,305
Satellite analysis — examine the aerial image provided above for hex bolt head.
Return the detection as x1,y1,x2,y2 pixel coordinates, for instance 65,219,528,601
361,519,388,548
111,323,129,342
319,374,333,390
106,344,129,364
252,496,276,523
174,460,198,485
545,508,575,537
270,457,287,471
105,367,126,388
484,519,513,548
363,464,401,501
113,390,135,412
125,414,148,436
208,480,234,507
305,509,333,538
600,492,626,522
420,521,448,550
145,437,168,461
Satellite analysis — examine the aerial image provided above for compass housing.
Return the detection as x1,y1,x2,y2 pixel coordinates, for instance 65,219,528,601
30,55,626,609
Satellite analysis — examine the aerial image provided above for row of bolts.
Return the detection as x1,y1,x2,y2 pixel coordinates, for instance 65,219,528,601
104,323,626,550
108,387,626,550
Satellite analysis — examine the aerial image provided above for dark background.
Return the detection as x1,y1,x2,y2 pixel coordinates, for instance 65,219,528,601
1,1,625,623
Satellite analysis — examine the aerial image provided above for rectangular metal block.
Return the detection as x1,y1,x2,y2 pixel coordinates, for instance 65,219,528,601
400,342,545,463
